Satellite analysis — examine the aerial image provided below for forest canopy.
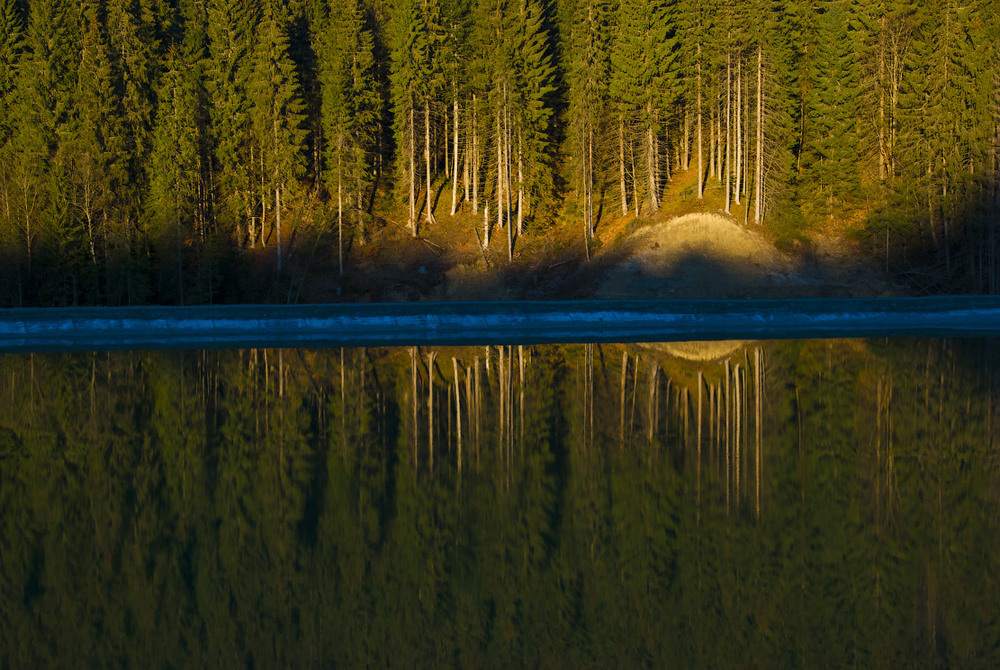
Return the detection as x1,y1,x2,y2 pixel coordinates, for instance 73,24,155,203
0,0,997,305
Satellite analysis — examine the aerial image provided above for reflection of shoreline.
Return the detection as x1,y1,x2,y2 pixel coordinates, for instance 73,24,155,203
635,340,748,363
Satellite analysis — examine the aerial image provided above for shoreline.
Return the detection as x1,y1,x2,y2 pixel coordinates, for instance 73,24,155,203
2,296,1000,351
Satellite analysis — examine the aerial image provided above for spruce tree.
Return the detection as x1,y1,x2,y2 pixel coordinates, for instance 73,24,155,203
148,45,203,303
205,0,257,246
66,11,125,296
565,0,611,253
320,0,381,273
388,0,427,234
609,0,674,215
0,0,22,244
248,0,306,271
106,0,158,219
804,0,861,216
12,0,78,267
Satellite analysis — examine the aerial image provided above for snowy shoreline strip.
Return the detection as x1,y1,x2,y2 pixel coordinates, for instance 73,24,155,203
1,297,1000,351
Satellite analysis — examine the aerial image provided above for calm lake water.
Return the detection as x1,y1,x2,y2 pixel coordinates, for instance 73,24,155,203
2,339,999,667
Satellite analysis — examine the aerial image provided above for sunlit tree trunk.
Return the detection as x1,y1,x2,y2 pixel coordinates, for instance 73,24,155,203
725,46,732,213
425,98,435,225
451,92,460,215
735,55,743,206
619,119,628,216
697,41,704,200
754,44,763,224
409,101,417,234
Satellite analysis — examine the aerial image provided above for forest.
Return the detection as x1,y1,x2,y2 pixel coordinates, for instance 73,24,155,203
1,340,999,666
0,0,997,305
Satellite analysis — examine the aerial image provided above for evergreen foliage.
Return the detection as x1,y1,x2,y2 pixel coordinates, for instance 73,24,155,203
0,0,995,303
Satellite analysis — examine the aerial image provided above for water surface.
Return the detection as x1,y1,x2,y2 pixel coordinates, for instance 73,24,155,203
1,339,998,667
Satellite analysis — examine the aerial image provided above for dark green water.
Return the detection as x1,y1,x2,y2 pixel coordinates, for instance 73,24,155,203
1,339,999,667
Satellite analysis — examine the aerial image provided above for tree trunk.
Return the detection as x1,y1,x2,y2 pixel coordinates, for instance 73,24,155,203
517,132,523,238
275,185,282,271
879,17,887,182
754,44,764,224
647,103,658,212
697,41,704,199
427,351,435,470
725,46,732,214
472,95,479,215
425,99,435,225
683,107,690,170
451,91,460,215
409,100,417,234
338,155,343,277
735,55,742,206
619,119,628,216
496,110,504,237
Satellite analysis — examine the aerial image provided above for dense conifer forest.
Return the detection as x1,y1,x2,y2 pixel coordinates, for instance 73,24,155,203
0,0,997,305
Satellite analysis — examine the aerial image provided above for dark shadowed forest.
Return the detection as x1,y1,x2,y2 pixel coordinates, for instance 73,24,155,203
0,0,997,305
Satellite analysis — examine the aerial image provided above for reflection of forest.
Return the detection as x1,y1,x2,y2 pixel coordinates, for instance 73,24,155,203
1,340,999,667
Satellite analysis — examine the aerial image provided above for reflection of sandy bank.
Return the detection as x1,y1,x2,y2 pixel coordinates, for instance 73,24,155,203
638,340,747,362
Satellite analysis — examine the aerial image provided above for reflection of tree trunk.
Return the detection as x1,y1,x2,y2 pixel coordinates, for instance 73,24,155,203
737,363,743,509
453,358,462,473
427,351,436,470
755,347,762,520
474,356,481,471
725,359,731,512
465,363,473,475
411,347,418,469
620,352,628,446
697,370,703,523
648,362,659,444
499,345,505,462
518,345,524,445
